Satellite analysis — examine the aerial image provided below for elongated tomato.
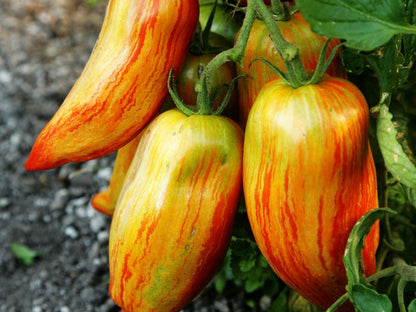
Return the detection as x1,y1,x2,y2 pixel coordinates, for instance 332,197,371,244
236,12,345,127
243,76,379,310
91,132,142,216
25,0,199,171
176,53,238,118
109,109,243,312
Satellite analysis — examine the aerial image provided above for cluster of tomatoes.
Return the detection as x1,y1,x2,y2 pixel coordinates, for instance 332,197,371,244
25,1,380,311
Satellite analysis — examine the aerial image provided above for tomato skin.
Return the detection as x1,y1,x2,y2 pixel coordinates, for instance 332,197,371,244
176,53,238,118
243,76,379,310
236,12,345,127
25,0,199,171
109,109,243,312
91,132,142,216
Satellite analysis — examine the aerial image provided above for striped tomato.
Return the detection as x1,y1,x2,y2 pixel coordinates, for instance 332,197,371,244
25,0,199,171
91,132,142,216
236,12,345,127
176,53,238,118
243,76,379,310
109,109,243,312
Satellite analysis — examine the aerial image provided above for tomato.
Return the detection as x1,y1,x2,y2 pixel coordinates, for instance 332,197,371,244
109,109,243,311
91,132,142,216
176,53,238,118
25,0,199,171
243,76,379,310
236,12,345,127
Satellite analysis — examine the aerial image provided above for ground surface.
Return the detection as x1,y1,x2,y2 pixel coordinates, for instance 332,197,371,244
0,1,255,311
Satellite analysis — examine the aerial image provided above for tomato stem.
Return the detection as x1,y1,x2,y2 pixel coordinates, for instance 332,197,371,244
187,0,322,115
167,69,198,116
325,293,349,312
253,0,310,88
192,0,258,115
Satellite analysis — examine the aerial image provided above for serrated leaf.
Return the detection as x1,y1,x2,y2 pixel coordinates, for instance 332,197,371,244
351,284,392,312
377,104,416,189
268,290,289,312
296,0,416,51
230,238,257,273
10,242,42,266
244,273,267,292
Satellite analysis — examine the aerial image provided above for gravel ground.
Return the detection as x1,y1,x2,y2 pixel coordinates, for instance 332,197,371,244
0,1,254,311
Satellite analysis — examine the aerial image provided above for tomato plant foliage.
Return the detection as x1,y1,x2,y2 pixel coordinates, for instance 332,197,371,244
296,0,416,51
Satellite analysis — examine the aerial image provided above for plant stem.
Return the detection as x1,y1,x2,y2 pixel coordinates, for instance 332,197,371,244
367,266,397,283
253,0,310,87
195,0,257,113
397,278,407,312
326,293,349,312
194,0,312,114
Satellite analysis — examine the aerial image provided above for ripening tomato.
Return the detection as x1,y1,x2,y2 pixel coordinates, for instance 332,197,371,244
176,53,238,118
243,76,379,311
91,132,143,216
25,0,199,170
109,109,243,312
236,12,345,127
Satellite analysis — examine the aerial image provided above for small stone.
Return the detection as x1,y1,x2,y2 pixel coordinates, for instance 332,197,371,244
97,230,109,243
259,295,272,311
64,226,79,239
214,299,229,312
34,198,49,208
51,189,70,210
69,170,94,187
0,70,12,84
96,167,112,181
0,197,11,208
90,214,106,233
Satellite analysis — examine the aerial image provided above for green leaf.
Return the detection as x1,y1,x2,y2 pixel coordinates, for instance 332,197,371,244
296,0,416,51
406,187,416,208
267,290,289,312
365,37,404,93
214,272,227,294
230,238,257,273
340,49,366,75
351,284,392,312
85,0,103,7
409,299,416,312
344,209,396,289
377,104,416,189
10,242,42,266
230,237,279,293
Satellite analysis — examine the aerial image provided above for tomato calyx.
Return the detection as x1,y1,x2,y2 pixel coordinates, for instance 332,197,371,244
168,68,242,116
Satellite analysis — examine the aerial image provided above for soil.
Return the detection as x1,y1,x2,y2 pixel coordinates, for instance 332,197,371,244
0,1,255,311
